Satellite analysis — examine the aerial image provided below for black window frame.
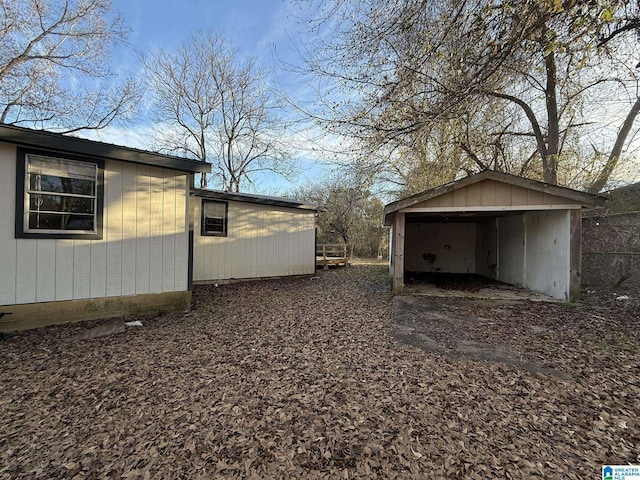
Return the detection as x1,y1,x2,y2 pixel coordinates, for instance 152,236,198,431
15,148,104,240
201,199,228,237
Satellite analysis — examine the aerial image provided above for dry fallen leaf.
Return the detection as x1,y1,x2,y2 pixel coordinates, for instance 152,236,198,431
0,265,638,479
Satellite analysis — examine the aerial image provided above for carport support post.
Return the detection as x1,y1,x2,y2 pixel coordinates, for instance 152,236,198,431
569,209,582,302
392,212,405,294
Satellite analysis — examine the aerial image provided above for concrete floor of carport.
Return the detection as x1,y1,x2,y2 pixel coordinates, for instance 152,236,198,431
402,272,558,302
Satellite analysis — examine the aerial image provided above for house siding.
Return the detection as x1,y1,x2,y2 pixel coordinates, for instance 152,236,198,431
0,142,189,307
193,199,316,282
413,180,572,209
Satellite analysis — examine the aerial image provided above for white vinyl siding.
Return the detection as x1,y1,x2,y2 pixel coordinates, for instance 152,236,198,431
0,142,190,306
194,199,316,282
409,179,575,210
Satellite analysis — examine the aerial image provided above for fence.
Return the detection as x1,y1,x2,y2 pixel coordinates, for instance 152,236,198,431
582,212,640,287
316,244,349,268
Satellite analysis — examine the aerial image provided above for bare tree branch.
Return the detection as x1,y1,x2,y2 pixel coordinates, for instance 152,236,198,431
144,30,296,191
0,0,139,131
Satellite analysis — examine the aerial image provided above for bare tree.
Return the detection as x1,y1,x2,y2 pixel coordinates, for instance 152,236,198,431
296,0,640,193
0,0,139,132
143,31,295,191
291,172,387,257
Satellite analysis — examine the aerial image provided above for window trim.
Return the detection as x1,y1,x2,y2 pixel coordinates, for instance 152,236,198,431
15,148,104,240
201,199,228,237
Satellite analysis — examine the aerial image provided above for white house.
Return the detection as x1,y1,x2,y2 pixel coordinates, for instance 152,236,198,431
384,171,606,301
191,189,320,283
0,124,210,332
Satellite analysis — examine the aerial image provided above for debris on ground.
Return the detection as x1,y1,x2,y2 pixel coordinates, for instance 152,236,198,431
1,266,638,478
65,318,125,342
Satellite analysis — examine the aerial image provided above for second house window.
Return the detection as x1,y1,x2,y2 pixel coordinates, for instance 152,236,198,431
202,200,227,236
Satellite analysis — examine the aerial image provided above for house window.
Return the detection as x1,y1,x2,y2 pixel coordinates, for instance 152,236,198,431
16,150,104,239
201,200,227,236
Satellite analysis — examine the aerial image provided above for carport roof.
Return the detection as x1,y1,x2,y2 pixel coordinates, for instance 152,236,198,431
384,170,607,225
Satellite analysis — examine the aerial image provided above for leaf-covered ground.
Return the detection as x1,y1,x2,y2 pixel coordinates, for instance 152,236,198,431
1,265,639,479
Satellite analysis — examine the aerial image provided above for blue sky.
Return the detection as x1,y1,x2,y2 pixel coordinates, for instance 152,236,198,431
113,0,301,63
90,0,327,194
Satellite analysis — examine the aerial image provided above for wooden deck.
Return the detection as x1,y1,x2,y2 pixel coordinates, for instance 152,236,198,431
316,244,349,268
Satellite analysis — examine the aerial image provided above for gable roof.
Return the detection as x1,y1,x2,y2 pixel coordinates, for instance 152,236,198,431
193,188,323,212
0,123,210,173
384,170,607,224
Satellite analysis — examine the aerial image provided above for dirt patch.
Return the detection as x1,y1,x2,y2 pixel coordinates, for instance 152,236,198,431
1,266,639,479
392,296,566,377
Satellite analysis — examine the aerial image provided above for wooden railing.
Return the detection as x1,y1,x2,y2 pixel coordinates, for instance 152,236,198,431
316,243,349,268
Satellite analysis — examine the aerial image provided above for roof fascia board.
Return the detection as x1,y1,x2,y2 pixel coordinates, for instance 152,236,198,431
383,203,584,225
400,204,584,213
0,124,210,173
193,188,321,211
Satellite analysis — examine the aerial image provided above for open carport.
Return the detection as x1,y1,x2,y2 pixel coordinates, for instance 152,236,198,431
384,171,605,302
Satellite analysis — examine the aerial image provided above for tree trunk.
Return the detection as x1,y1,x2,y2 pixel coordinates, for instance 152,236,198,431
588,96,640,194
543,51,559,185
199,132,207,188
485,91,548,181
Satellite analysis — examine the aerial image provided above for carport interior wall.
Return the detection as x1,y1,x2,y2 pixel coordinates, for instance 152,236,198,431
384,174,604,302
401,210,574,300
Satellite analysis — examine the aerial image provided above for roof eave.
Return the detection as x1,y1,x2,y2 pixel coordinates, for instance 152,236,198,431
192,188,322,211
0,124,211,173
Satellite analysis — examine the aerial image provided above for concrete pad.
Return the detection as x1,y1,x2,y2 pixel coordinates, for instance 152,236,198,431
392,295,566,377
